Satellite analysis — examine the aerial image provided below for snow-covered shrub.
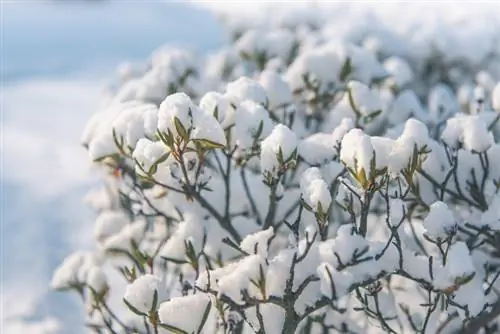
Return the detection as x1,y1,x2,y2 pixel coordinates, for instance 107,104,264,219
53,7,500,334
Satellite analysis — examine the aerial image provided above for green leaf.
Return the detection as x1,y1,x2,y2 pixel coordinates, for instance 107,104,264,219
150,289,158,313
160,256,189,265
174,117,189,142
159,323,189,334
148,152,171,175
277,146,284,165
363,109,382,124
123,298,147,317
196,300,212,334
192,139,225,150
213,105,219,120
339,57,352,82
347,87,361,118
254,120,264,141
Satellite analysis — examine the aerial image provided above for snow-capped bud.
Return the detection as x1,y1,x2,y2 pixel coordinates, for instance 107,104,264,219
428,84,457,123
199,91,235,128
383,56,413,88
132,139,170,176
158,294,214,333
347,81,382,117
94,210,130,244
191,110,227,149
441,115,493,152
422,201,457,239
259,70,293,110
225,77,268,106
340,129,374,185
234,100,273,149
157,92,196,139
300,167,331,213
240,227,274,257
86,266,108,295
260,124,297,179
51,252,101,290
124,275,165,315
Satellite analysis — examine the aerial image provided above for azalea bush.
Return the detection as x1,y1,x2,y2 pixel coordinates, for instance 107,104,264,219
52,10,500,334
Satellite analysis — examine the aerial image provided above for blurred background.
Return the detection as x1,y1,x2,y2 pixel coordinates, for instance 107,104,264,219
1,1,499,333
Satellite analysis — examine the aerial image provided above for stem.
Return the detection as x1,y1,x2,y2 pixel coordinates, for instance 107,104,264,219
359,192,372,237
263,183,278,230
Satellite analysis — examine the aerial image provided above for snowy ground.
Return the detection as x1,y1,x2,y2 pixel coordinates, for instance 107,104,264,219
2,1,500,333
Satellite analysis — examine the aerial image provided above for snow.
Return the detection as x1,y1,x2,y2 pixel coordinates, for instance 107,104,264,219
94,210,130,244
158,293,215,333
86,266,108,294
235,28,295,61
259,70,294,110
422,201,457,239
446,242,475,280
240,227,274,256
441,115,493,152
383,56,413,88
388,90,426,125
493,82,500,111
157,92,196,137
234,100,273,149
300,168,332,212
103,220,146,253
347,81,382,116
298,133,337,165
225,77,268,106
191,110,227,147
111,102,159,149
199,91,235,128
260,124,298,178
340,128,374,177
133,138,170,175
50,252,102,290
124,274,165,314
